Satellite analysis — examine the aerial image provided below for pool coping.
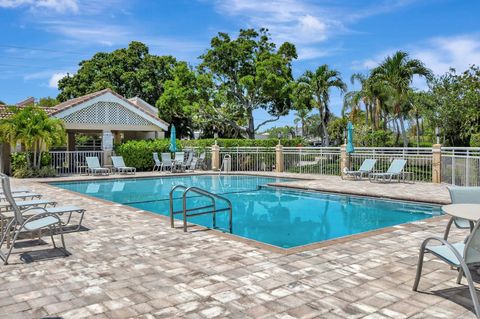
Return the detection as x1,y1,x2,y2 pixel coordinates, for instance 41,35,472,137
41,173,449,255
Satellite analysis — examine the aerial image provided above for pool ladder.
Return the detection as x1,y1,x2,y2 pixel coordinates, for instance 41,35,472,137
169,185,233,233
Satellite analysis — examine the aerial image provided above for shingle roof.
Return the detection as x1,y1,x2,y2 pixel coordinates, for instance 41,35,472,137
50,88,169,126
0,105,56,120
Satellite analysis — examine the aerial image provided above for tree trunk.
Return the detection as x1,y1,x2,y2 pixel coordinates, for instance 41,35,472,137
318,106,330,146
415,115,420,147
33,143,37,169
398,116,408,147
394,119,400,145
247,108,255,139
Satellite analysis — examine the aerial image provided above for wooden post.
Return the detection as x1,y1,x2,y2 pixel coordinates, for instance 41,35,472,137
211,144,220,171
340,144,349,177
275,143,284,172
67,132,75,151
432,144,442,183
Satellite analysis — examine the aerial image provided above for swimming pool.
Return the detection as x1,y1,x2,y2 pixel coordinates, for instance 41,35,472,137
52,175,442,248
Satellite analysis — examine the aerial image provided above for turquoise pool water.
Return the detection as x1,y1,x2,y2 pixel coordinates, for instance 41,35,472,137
52,175,442,248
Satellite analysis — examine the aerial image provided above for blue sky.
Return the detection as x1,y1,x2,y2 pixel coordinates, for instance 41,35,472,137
0,0,479,130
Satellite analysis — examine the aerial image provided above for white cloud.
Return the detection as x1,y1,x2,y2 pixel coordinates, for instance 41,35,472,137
48,72,67,88
355,34,480,76
0,0,79,13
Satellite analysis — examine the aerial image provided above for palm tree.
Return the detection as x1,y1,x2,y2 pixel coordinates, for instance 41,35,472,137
0,106,66,168
297,65,347,145
372,51,432,146
294,108,309,137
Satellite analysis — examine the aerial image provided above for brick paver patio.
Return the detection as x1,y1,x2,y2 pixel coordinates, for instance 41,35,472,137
0,173,477,318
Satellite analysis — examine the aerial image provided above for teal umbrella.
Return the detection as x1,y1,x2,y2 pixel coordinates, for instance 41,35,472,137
169,125,177,153
346,121,355,154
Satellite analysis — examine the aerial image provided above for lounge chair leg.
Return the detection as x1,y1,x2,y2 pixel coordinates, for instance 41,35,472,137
413,246,426,291
444,217,455,240
457,268,464,284
4,227,21,265
49,227,57,248
57,223,69,256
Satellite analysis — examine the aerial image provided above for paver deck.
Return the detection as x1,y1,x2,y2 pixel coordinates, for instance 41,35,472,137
0,172,476,318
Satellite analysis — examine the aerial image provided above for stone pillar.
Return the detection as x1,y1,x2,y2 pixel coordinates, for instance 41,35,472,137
432,144,442,183
340,144,349,176
275,144,284,173
211,144,220,171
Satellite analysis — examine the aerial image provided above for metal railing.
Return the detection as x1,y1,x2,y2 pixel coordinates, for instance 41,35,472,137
49,151,106,175
219,147,275,171
441,147,480,186
283,147,341,175
169,185,233,233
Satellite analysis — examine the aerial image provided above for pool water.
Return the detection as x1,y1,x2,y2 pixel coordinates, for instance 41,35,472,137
52,175,442,248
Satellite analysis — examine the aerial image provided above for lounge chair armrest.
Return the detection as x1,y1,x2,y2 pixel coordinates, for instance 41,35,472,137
420,236,464,264
22,207,61,224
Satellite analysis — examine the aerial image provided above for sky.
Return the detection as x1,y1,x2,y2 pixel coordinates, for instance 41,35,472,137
0,0,479,130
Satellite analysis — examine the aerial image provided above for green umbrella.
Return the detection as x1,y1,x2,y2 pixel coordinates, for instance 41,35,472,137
169,125,177,153
346,121,354,154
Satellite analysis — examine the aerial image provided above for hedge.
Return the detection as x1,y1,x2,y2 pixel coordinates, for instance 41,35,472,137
115,138,306,171
470,133,480,147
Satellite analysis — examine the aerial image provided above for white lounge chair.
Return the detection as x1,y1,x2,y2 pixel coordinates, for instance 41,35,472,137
0,176,70,265
153,152,162,171
85,157,110,176
161,153,174,172
369,159,407,183
111,156,136,175
342,159,377,180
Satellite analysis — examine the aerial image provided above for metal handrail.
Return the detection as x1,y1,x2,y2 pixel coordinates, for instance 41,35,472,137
169,185,233,233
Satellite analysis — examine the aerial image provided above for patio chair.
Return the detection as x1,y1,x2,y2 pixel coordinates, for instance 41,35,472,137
369,159,407,183
186,157,198,172
197,152,207,170
153,152,162,171
85,157,110,176
161,153,174,172
342,159,377,180
111,156,136,175
413,220,480,318
174,152,186,172
443,187,480,240
0,191,42,201
0,176,69,265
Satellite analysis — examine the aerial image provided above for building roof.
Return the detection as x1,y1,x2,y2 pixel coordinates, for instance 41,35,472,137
0,105,56,119
2,89,169,129
51,88,169,127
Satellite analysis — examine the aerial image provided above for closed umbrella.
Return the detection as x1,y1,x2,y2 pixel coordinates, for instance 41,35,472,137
346,121,354,154
169,125,177,153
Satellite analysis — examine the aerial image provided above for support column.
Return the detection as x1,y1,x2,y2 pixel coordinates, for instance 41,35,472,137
211,144,220,171
432,144,442,183
275,144,284,173
340,144,349,176
67,132,75,151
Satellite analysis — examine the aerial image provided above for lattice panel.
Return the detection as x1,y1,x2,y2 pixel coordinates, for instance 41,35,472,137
62,102,152,126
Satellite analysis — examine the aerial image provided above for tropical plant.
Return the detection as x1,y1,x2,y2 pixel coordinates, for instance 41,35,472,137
296,65,347,145
371,51,432,146
0,106,66,168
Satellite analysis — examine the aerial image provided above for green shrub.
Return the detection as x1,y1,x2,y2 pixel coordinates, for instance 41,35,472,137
12,167,34,178
470,133,480,147
115,138,306,171
10,152,55,178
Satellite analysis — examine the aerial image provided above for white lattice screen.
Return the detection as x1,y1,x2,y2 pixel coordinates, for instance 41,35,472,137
62,101,152,126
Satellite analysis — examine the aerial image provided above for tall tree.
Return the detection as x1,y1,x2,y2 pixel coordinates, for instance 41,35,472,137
57,41,177,106
372,51,432,146
297,65,347,145
200,28,297,139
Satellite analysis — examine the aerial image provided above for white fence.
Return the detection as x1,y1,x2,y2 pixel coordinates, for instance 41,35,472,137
50,151,106,175
283,147,341,175
46,146,480,186
219,147,275,171
441,148,480,186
